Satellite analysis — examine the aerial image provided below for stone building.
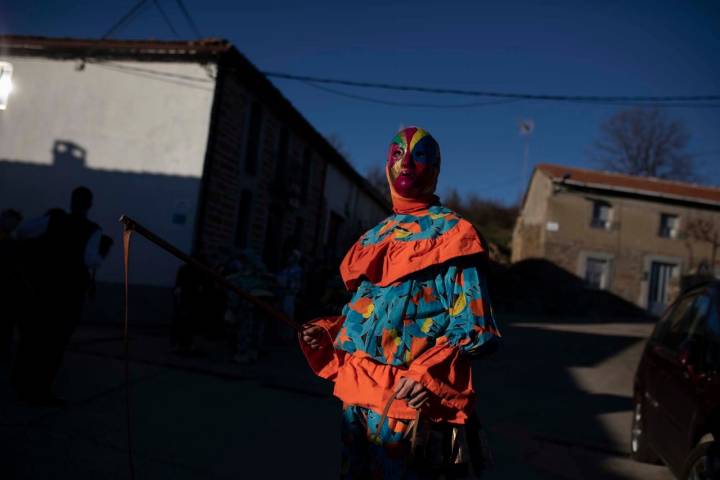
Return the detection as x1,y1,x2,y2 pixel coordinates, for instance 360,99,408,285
512,164,720,314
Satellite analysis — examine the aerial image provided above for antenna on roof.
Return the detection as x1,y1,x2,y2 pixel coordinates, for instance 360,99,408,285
519,119,534,136
518,119,534,191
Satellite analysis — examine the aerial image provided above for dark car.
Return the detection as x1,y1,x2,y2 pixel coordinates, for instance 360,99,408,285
632,281,720,479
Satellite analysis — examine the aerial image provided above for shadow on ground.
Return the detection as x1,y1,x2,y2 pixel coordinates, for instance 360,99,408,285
487,258,652,321
474,311,672,479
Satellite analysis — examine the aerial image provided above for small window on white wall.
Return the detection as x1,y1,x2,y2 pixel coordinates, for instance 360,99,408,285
0,62,13,110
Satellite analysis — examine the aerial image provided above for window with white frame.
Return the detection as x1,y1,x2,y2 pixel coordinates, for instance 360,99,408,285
658,213,679,239
590,200,612,230
585,257,610,289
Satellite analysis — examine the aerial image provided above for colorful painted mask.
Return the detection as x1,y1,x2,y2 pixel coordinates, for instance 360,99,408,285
386,127,441,199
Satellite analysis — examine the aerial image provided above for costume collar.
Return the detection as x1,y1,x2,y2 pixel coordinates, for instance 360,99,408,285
340,205,485,290
390,191,440,214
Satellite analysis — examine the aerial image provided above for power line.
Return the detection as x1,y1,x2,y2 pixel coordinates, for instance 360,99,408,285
302,80,518,109
82,60,720,110
89,62,214,91
264,71,720,105
101,0,150,39
153,0,181,39
175,0,202,39
92,61,212,82
97,6,719,108
300,79,720,110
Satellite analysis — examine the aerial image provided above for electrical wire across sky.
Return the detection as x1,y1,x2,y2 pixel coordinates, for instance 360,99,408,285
99,1,720,110
88,59,720,111
266,71,720,109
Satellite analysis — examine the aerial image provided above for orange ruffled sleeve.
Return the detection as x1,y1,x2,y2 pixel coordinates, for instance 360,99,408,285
300,320,478,424
298,316,345,381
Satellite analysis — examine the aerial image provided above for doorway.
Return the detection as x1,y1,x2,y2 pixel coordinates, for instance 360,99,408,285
647,261,678,315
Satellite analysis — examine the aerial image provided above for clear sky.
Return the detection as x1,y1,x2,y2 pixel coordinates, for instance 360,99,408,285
2,0,719,205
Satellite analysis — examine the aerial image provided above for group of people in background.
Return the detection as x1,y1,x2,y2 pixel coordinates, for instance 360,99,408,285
1,184,352,404
0,186,112,406
170,244,351,366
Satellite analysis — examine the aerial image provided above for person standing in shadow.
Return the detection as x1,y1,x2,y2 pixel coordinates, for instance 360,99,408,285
0,209,24,365
13,187,108,406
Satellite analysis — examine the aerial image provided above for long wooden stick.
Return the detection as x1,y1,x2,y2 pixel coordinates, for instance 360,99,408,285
118,215,300,332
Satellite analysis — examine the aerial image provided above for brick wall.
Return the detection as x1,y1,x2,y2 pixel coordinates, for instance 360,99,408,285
195,65,249,260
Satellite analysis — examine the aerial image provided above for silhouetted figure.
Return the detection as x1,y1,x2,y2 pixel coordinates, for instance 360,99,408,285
277,250,302,314
0,209,24,364
224,250,276,365
0,209,22,237
12,187,106,406
172,257,206,356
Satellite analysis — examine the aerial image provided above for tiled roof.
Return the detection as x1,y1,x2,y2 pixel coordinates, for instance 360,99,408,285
536,163,720,205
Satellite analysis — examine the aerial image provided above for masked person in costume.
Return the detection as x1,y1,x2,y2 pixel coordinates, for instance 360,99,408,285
301,127,500,479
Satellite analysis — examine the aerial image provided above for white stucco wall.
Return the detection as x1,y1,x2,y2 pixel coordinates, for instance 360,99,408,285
0,56,215,287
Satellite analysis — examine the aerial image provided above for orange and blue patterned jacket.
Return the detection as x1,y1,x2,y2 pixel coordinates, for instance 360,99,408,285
301,205,500,424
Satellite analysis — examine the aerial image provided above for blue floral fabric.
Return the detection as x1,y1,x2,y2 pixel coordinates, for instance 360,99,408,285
335,260,499,367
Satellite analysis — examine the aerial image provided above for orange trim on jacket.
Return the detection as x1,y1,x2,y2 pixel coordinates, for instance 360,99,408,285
339,217,485,291
299,316,475,424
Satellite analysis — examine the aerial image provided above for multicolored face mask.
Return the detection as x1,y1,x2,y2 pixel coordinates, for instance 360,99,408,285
386,127,441,199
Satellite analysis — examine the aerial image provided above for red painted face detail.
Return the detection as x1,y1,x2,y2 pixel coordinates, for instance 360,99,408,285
386,127,440,198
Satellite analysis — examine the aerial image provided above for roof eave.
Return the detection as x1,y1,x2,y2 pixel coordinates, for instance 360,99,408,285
554,177,720,208
0,35,230,62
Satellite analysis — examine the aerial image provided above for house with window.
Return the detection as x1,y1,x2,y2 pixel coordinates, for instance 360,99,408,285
512,164,720,314
0,35,389,323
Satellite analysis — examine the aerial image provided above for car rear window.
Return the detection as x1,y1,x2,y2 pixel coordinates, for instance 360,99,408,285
652,294,707,351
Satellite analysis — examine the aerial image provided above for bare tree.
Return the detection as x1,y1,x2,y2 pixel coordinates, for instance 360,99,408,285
683,218,719,274
592,108,695,181
443,188,463,212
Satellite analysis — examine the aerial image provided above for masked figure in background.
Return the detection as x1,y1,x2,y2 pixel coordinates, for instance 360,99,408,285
301,127,500,479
